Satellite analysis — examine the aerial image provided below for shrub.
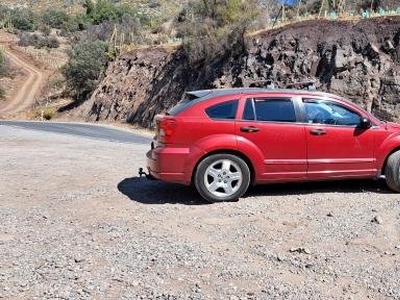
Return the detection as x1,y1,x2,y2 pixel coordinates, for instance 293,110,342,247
0,50,6,100
39,24,51,36
62,41,109,99
60,14,89,35
85,0,149,27
0,5,11,28
178,0,258,63
42,107,56,120
42,9,69,29
0,49,10,77
10,8,37,31
44,36,60,48
0,86,5,99
18,33,60,49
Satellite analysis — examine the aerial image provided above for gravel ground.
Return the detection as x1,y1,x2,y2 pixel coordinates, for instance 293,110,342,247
1,125,400,299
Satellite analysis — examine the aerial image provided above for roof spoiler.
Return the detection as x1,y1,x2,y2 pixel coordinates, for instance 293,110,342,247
186,90,214,99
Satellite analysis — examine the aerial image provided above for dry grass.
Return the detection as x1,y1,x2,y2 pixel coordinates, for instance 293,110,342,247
248,12,400,37
1,0,85,14
118,41,181,54
1,0,185,19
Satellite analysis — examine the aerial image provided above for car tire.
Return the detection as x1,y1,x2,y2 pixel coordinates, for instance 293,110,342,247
385,150,400,192
194,154,250,203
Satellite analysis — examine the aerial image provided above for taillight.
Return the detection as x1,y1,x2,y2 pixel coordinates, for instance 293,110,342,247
155,114,177,144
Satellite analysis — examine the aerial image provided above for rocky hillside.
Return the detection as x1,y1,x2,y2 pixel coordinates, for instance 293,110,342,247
82,16,400,128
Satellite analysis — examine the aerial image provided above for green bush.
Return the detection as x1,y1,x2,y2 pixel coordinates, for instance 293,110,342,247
44,36,60,48
62,41,109,99
60,14,89,35
42,107,56,120
84,0,149,27
18,33,60,49
42,9,69,29
0,49,10,77
0,5,10,28
0,50,6,100
178,0,258,63
0,86,5,100
10,8,37,31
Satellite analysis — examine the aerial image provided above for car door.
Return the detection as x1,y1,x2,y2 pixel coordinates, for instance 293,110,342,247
302,98,376,179
235,96,307,182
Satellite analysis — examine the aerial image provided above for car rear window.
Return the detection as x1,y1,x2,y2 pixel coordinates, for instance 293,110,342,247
243,98,296,122
205,100,238,120
167,93,199,116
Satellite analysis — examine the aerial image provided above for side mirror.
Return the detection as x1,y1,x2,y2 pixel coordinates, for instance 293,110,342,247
359,117,372,129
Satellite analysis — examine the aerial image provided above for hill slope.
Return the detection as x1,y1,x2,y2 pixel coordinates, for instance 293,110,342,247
79,17,400,127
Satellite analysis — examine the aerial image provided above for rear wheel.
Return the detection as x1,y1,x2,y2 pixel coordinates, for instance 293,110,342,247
385,150,400,192
194,154,250,203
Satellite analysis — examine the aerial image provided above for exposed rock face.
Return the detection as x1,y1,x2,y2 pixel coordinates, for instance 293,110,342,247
86,17,400,128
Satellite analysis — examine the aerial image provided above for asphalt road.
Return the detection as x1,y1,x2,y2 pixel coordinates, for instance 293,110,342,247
0,121,152,144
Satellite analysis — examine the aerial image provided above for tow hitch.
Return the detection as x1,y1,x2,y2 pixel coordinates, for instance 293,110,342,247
138,167,155,180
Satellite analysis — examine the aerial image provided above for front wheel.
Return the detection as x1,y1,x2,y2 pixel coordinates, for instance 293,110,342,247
194,154,250,203
385,150,400,192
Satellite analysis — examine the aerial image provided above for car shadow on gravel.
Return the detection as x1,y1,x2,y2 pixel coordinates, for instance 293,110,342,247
245,179,390,197
117,177,208,205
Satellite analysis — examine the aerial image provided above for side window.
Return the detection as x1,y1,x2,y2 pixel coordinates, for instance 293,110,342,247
303,99,360,126
205,100,238,120
243,97,296,122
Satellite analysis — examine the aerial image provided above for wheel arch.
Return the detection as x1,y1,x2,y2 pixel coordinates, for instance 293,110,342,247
381,146,400,175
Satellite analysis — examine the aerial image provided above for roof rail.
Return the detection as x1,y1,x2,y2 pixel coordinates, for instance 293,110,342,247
248,80,277,89
285,80,316,91
249,79,317,91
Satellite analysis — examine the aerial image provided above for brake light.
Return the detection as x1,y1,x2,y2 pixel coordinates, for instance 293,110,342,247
155,115,177,144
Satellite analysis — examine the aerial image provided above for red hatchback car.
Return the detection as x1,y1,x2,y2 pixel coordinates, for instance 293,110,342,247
146,88,400,202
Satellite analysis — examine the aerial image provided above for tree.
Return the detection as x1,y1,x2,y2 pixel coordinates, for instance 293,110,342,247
62,41,109,99
177,0,259,62
10,8,37,31
0,50,8,99
42,9,68,29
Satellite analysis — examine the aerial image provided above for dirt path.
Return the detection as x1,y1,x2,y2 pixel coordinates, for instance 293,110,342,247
0,45,45,119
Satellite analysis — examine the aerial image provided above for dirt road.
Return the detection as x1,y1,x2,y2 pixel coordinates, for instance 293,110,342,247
1,123,399,299
0,45,45,118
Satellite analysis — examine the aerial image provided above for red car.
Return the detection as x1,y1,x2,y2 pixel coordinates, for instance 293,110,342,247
145,88,400,202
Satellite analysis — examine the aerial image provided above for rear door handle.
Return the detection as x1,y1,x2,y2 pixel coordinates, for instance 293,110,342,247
241,126,260,133
310,128,327,136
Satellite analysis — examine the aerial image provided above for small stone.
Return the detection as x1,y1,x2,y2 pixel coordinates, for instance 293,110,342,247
305,263,313,269
371,215,383,224
289,247,311,254
276,254,285,262
74,256,85,263
132,281,140,287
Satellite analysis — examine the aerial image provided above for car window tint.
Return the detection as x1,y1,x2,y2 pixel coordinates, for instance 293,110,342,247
303,99,360,126
252,98,296,122
205,100,238,120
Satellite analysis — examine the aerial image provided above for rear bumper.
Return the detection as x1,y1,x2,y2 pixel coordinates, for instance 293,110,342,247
146,144,193,185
